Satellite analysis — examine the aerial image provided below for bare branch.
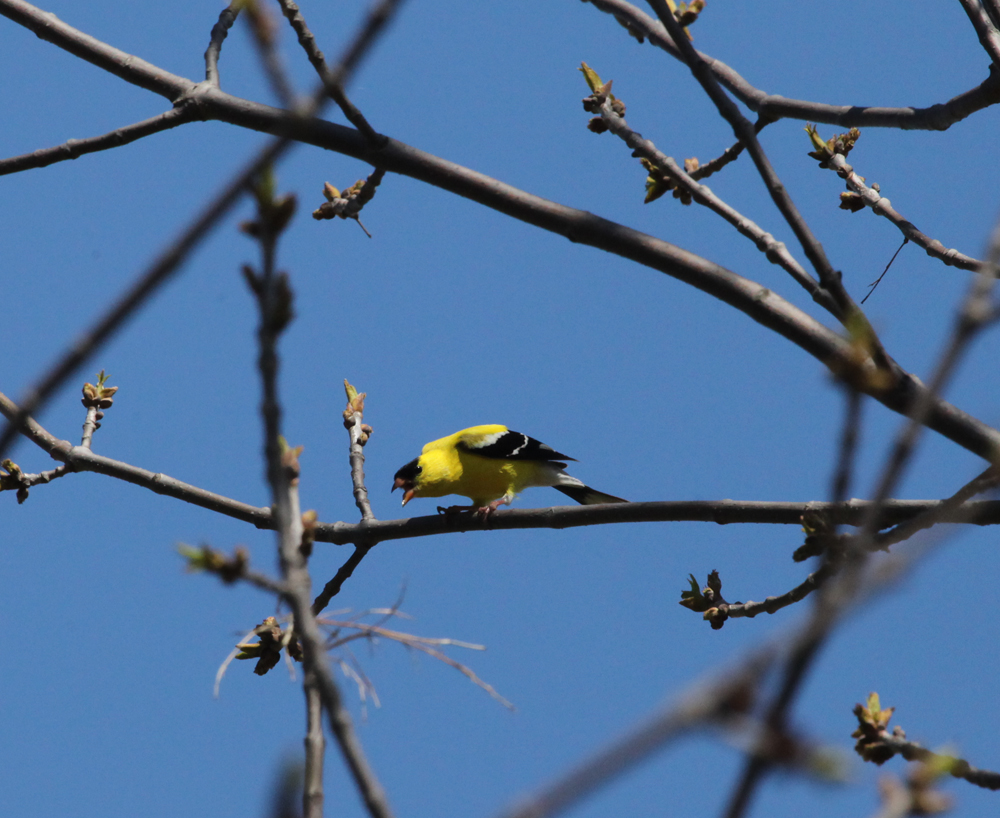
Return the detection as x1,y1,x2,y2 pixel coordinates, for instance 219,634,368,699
0,389,274,523
303,677,325,818
312,545,372,613
276,0,387,146
313,498,1000,545
491,656,769,818
959,0,1000,67
204,4,239,86
0,0,194,101
819,149,985,272
584,0,1000,129
4,390,1000,538
0,107,195,176
591,92,836,315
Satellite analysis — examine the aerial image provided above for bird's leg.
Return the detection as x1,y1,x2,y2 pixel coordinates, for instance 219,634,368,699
476,495,512,521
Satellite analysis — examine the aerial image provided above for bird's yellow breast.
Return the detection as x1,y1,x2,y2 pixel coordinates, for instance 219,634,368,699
416,445,520,506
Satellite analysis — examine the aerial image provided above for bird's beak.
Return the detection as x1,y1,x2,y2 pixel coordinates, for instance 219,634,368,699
392,477,415,506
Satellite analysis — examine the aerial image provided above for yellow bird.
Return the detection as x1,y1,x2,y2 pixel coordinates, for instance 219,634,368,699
392,424,627,515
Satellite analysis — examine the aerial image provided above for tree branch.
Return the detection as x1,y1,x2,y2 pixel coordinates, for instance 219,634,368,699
276,0,387,147
820,150,985,272
959,0,1000,67
5,388,1000,538
592,94,836,316
0,0,194,101
0,107,196,176
584,0,1000,129
204,4,239,86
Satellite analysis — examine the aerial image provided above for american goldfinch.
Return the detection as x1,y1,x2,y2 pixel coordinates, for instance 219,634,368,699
392,424,627,514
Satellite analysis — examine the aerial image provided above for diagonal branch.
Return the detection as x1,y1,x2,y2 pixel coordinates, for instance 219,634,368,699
0,107,196,176
593,94,836,315
491,655,770,818
204,4,239,86
276,0,387,146
0,0,194,100
959,0,1000,67
820,151,984,272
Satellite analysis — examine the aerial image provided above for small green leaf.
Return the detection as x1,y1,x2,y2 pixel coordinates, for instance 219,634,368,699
578,62,603,93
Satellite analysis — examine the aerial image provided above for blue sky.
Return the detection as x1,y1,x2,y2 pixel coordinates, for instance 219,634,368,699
3,1,1000,816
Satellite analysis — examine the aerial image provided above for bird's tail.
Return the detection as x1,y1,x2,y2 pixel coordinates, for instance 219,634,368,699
554,484,628,505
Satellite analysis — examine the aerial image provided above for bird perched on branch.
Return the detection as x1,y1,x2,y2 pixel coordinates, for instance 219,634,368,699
392,424,628,516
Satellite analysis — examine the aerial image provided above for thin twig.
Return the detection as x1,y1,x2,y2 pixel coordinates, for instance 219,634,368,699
321,615,513,710
0,107,195,176
344,389,375,522
313,545,372,613
714,563,838,623
276,0,387,146
861,239,908,305
685,118,769,183
594,95,836,315
958,0,1000,67
870,734,1000,791
205,4,240,85
822,152,984,272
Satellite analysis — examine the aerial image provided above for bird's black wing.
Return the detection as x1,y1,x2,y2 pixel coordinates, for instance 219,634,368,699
456,428,576,462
